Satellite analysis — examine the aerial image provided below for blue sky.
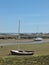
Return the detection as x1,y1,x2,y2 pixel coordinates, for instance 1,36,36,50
0,0,49,33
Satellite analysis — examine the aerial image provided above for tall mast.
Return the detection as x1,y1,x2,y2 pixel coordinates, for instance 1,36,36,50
18,20,20,39
17,20,20,50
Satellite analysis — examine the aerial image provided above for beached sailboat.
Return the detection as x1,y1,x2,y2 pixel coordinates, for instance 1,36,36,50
10,20,35,55
10,50,34,55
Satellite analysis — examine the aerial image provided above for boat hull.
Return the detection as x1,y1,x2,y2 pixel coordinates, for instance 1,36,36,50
10,50,34,55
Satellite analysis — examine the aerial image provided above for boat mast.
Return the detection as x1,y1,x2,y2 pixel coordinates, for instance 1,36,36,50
17,20,20,50
18,20,20,39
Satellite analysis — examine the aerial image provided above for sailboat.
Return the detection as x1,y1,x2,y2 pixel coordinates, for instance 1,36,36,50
33,37,43,41
10,21,35,55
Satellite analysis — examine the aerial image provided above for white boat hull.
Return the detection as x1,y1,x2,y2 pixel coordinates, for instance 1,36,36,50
10,50,34,55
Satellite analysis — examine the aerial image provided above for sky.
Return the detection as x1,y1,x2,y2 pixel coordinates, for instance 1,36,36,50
0,0,49,33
